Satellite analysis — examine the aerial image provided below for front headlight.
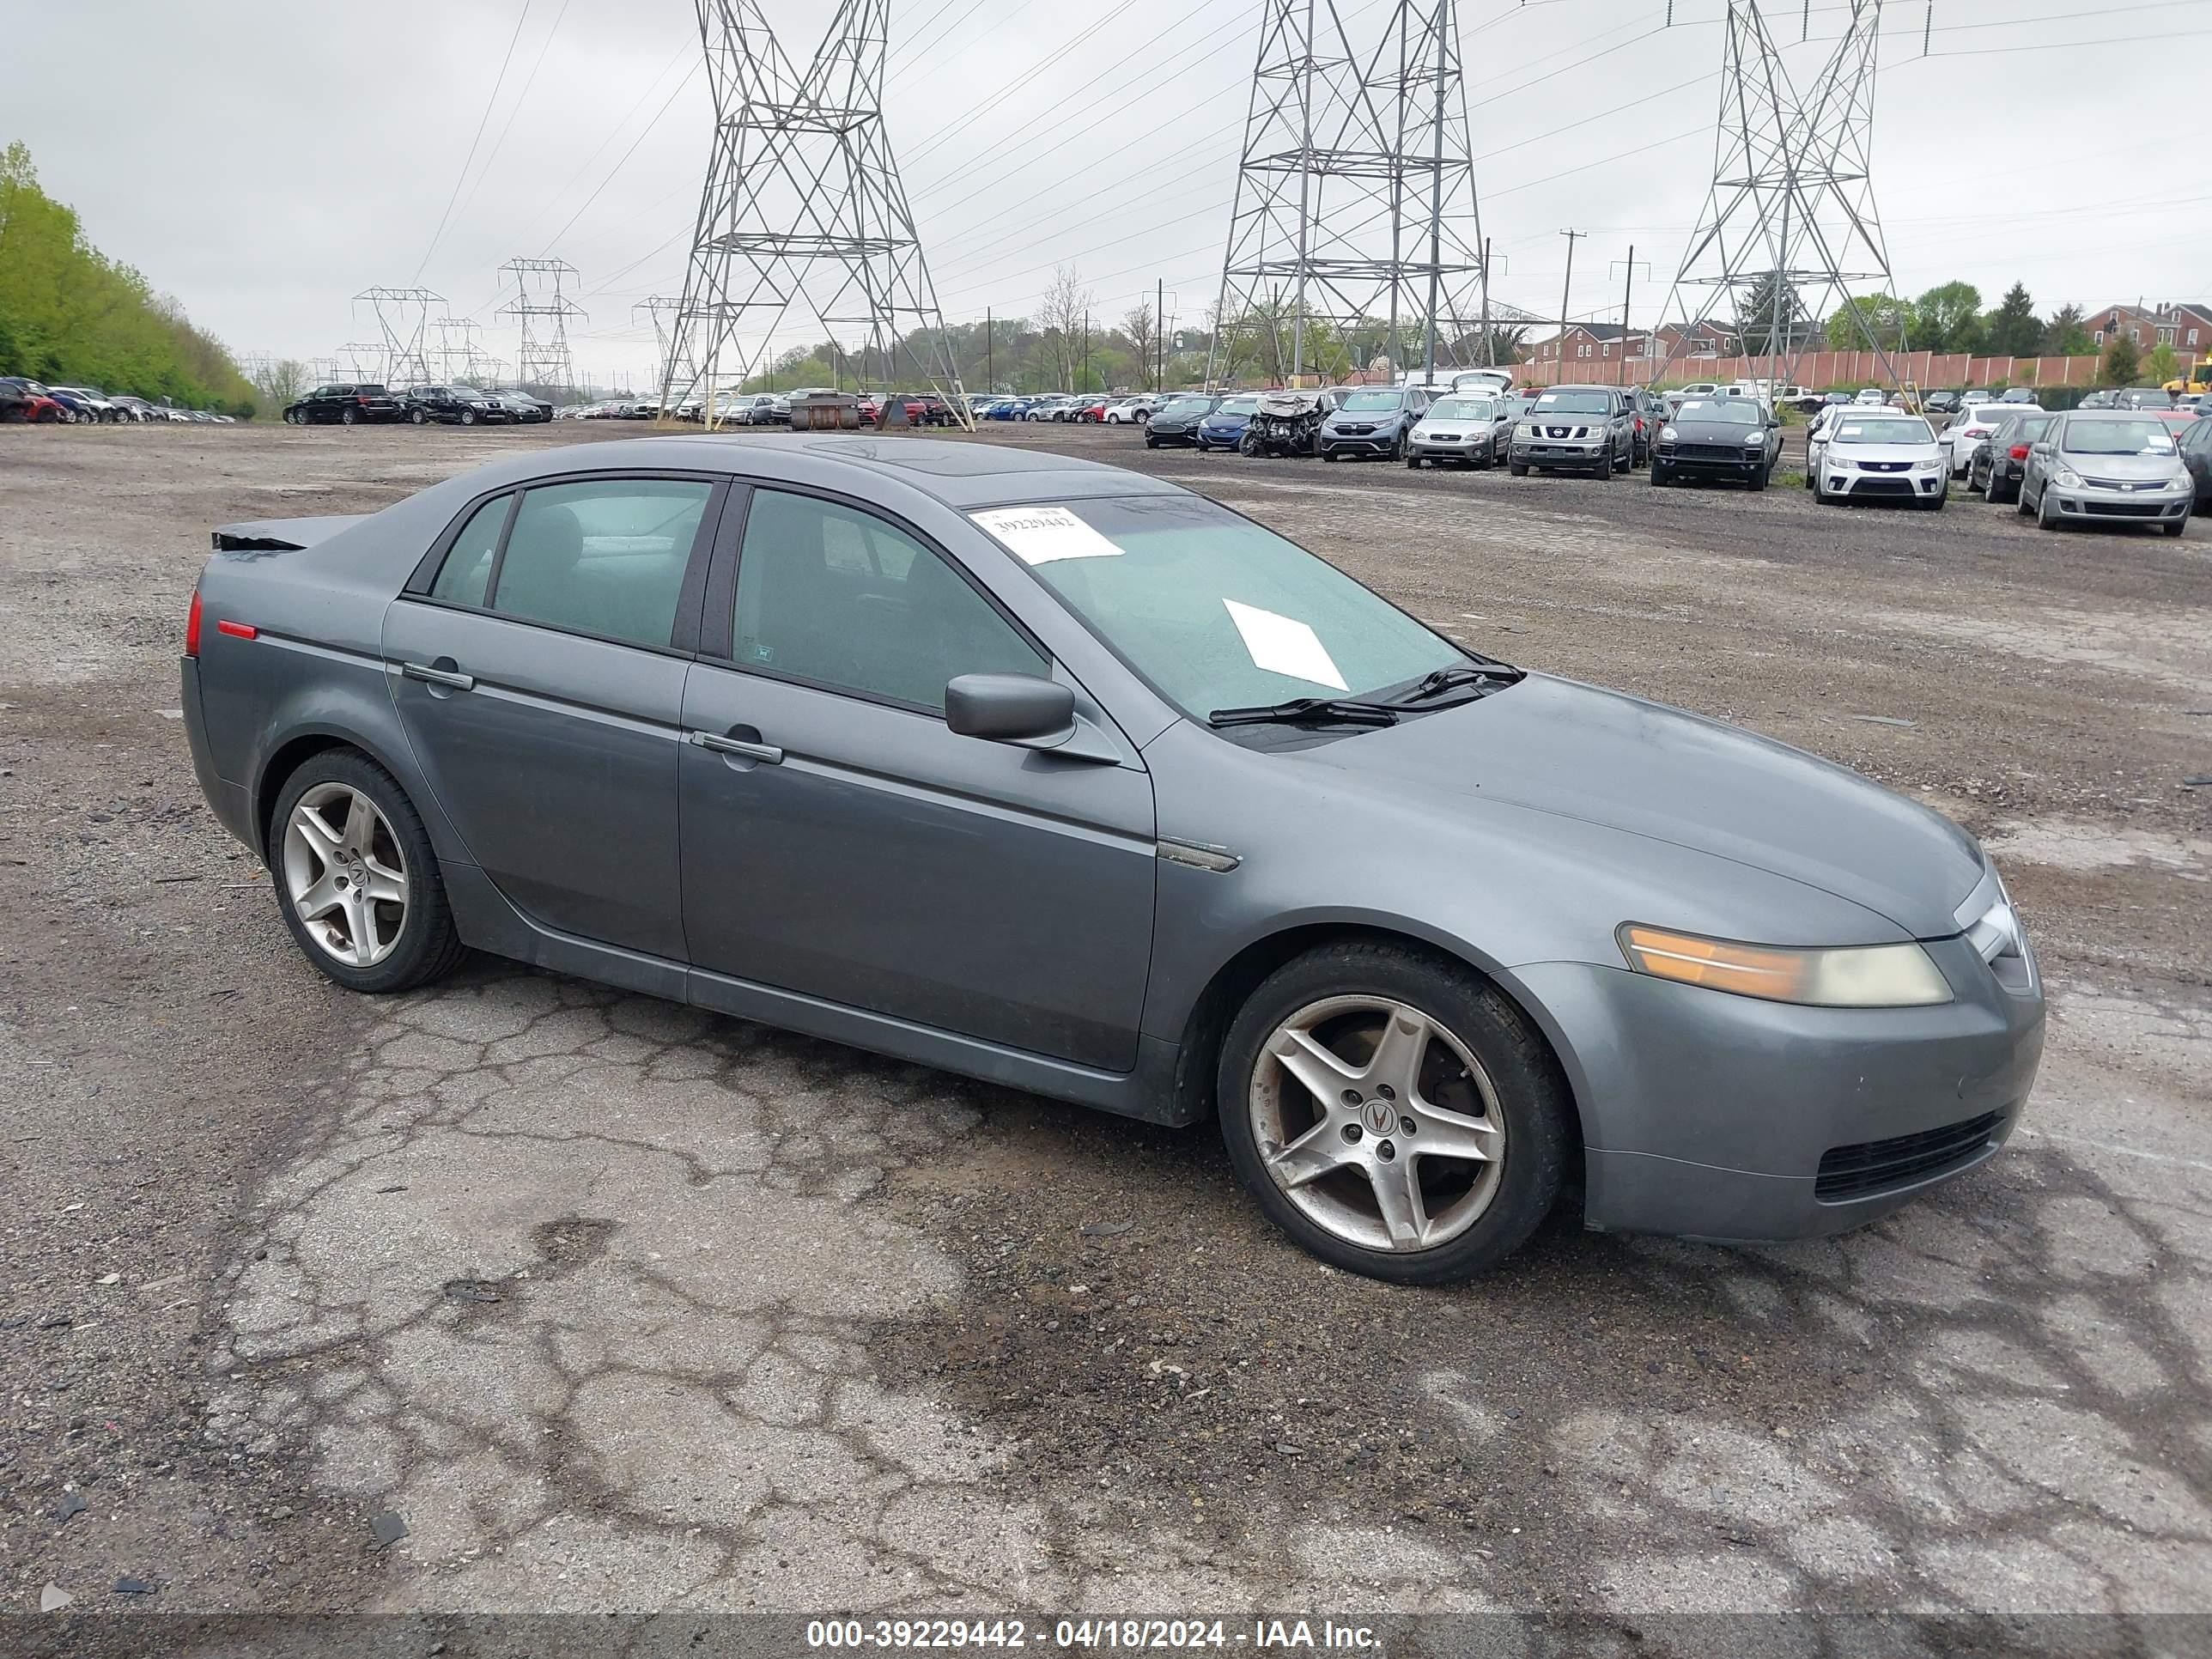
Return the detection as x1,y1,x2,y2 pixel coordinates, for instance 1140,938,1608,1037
1618,923,1953,1007
1519,422,1538,440
1914,456,1942,471
2051,466,2082,488
1744,434,1767,447
1659,424,1677,441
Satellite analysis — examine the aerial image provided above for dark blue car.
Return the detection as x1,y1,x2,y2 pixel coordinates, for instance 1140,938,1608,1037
1194,393,1261,453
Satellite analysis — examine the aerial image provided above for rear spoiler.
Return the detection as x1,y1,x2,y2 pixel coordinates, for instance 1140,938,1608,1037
211,514,369,553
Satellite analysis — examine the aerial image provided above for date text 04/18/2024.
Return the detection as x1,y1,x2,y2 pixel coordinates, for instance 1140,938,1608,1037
805,1619,1380,1650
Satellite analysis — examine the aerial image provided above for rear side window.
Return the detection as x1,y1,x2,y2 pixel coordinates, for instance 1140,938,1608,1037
732,489,1045,710
430,494,511,608
489,478,713,647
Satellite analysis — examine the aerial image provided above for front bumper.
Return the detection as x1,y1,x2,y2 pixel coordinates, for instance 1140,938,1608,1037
1656,444,1768,478
1408,433,1498,463
1503,933,2045,1241
2039,479,2191,523
1821,465,1946,500
1194,428,1245,449
1147,425,1200,444
1320,428,1401,456
1513,440,1607,470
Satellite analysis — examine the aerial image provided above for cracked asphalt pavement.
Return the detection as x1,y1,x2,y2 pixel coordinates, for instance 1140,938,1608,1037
2,421,2207,1629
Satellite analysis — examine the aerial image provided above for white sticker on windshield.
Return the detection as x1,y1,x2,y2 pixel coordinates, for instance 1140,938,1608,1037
969,505,1124,565
1838,424,1863,438
1222,599,1348,691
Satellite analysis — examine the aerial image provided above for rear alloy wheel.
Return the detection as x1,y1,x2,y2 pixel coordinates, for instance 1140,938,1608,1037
270,752,464,994
1218,943,1571,1284
341,406,358,426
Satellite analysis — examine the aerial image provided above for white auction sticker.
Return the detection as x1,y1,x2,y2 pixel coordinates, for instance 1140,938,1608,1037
1222,599,1347,690
969,505,1125,565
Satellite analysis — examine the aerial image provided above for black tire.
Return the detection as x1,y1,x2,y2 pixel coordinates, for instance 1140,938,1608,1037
267,750,465,995
2037,488,2061,531
1924,488,1947,512
2162,520,2185,538
1145,434,1158,449
460,409,477,426
1216,941,1573,1285
410,408,426,425
1747,463,1769,492
1508,458,1528,477
1406,455,1421,469
1650,464,1668,487
341,406,358,426
1595,445,1613,481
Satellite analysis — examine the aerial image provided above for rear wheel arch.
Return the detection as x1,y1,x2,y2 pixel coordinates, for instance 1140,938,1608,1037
254,730,426,863
1170,921,1586,1158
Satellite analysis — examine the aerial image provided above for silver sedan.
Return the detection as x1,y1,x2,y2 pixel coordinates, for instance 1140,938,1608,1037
2019,411,2194,537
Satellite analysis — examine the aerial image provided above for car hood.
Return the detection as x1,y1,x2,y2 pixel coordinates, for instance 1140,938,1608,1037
1203,412,1253,427
1297,673,1983,937
1327,409,1407,426
2061,450,2183,480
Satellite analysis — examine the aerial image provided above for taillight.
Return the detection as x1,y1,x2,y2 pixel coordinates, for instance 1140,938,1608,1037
358,394,371,405
184,586,203,657
2009,443,2030,460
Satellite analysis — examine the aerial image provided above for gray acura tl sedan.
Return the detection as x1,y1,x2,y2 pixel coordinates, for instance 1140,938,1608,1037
181,437,2044,1284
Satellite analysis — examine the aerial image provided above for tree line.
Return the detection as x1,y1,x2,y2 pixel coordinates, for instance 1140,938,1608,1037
0,142,257,414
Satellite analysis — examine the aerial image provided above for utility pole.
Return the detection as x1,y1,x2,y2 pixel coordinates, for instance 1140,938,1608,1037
1157,278,1164,391
1557,228,1586,378
987,307,993,392
1479,234,1493,366
1608,248,1650,386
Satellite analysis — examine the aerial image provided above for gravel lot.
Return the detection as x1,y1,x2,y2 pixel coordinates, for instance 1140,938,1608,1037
3,419,2207,1632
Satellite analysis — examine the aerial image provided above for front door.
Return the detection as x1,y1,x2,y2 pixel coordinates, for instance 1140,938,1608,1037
678,485,1157,1072
384,473,724,960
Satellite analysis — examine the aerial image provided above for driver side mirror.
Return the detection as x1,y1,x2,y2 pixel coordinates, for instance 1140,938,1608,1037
945,672,1076,746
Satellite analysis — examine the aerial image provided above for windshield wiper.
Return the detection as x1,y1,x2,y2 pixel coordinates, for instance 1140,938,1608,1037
1385,662,1525,704
1207,696,1401,729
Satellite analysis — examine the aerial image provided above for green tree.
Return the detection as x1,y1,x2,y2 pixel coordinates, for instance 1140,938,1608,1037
2144,343,2181,386
2100,333,2141,386
0,140,253,409
1826,293,1912,351
1983,283,2042,356
1913,281,1984,354
1735,270,1814,356
2043,304,2092,357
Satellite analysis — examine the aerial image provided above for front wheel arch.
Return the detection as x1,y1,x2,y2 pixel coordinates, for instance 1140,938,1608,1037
1170,921,1584,1170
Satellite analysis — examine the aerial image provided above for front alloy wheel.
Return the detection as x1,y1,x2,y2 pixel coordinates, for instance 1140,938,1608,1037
1218,944,1570,1283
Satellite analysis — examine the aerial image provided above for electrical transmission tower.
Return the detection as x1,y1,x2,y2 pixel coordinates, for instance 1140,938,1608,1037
635,297,684,400
498,258,585,397
1650,0,1898,390
1206,0,1534,386
661,0,969,428
434,315,485,384
353,287,443,388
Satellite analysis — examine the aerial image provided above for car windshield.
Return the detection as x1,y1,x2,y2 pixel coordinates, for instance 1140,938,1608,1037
1677,399,1759,425
1340,390,1402,411
1217,397,1259,415
1426,398,1496,420
2063,418,2174,455
1831,416,1933,445
1162,398,1210,414
974,495,1462,717
1531,390,1610,414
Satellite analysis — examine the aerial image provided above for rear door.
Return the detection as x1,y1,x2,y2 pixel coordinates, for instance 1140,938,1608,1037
383,471,725,959
678,484,1157,1072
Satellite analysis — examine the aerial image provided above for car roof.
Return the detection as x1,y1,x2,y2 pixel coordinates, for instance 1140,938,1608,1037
559,434,1196,507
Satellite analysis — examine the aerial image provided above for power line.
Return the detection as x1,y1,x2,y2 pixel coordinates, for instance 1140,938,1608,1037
416,2,533,281
451,0,574,231
539,59,702,256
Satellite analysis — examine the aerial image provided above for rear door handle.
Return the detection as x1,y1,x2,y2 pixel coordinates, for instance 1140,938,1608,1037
401,662,475,690
689,730,782,764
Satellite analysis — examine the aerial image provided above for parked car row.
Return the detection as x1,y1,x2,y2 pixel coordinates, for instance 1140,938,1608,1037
1,376,235,423
281,383,555,427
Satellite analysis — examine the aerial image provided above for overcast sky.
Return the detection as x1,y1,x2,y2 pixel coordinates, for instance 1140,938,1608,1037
4,0,2204,388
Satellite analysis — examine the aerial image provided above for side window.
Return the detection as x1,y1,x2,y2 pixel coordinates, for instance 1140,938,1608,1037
430,493,512,608
732,489,1047,710
489,477,713,647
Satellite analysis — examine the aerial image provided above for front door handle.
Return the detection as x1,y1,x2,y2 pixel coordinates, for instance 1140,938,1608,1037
689,730,782,764
401,661,475,691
